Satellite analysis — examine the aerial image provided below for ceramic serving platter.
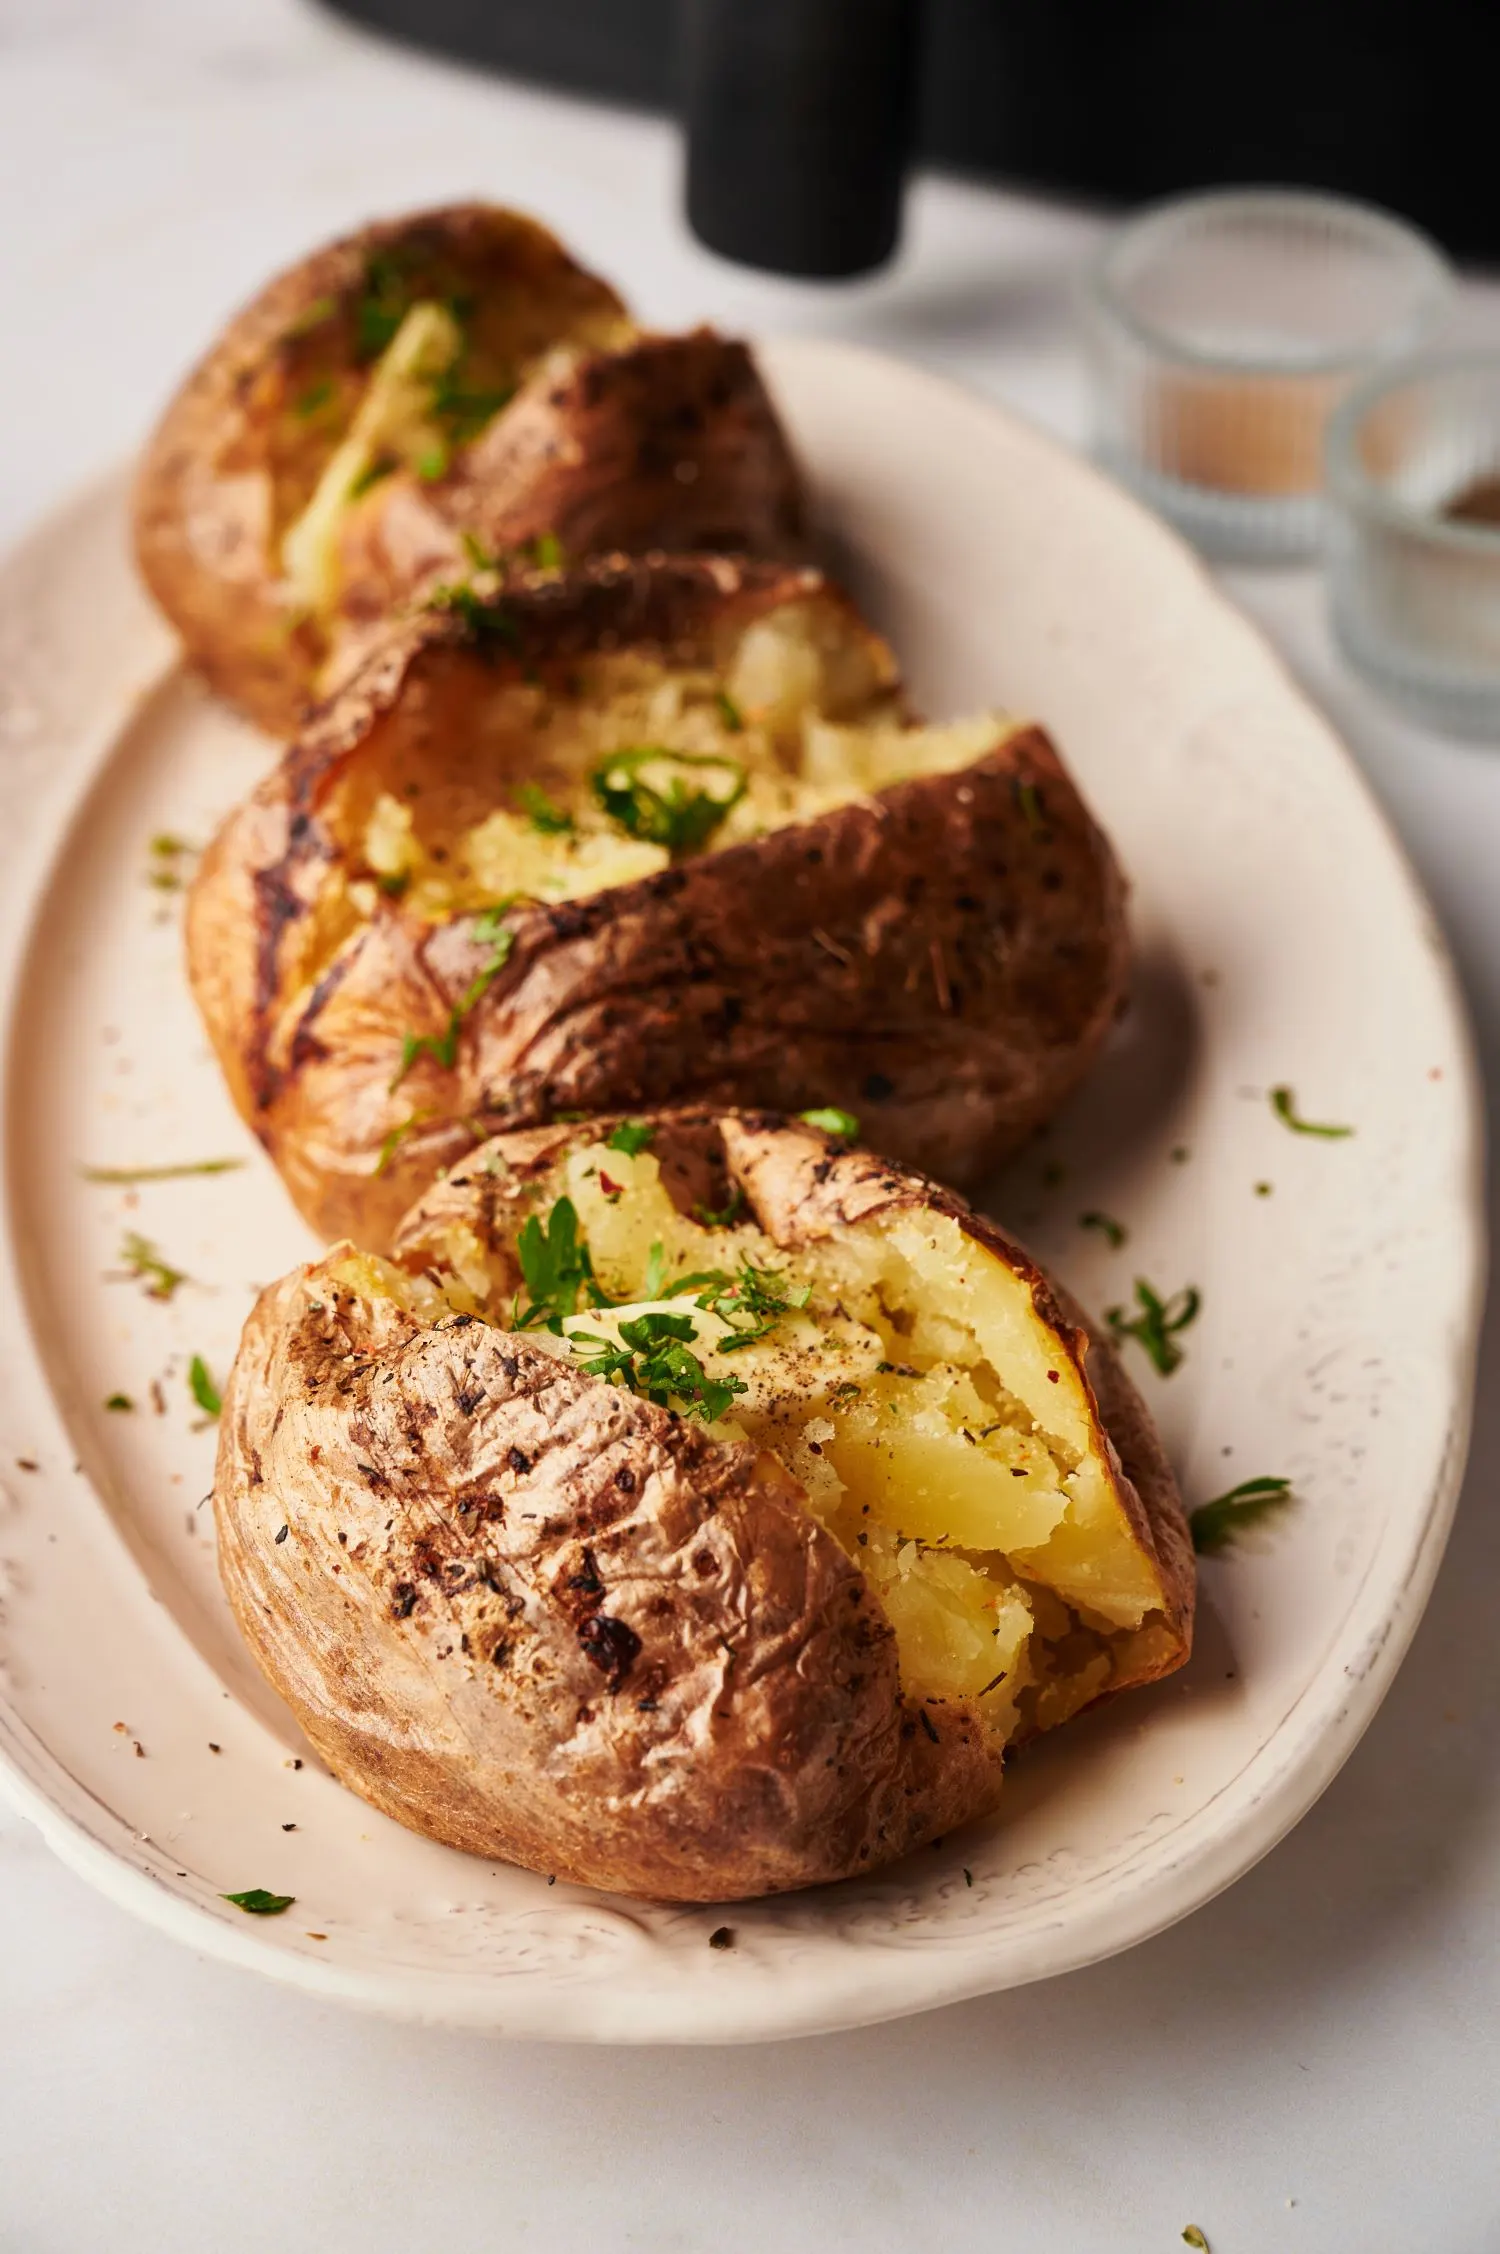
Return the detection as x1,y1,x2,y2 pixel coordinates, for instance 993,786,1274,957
0,340,1482,2042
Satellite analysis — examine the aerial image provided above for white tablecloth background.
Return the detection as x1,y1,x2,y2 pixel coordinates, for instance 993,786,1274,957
2,5,1498,2248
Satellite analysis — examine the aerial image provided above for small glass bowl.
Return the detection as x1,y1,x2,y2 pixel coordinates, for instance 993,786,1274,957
1326,354,1500,739
1081,189,1453,561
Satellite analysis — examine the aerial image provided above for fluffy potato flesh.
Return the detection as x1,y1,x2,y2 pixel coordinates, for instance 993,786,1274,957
386,1132,1181,1747
305,592,1008,982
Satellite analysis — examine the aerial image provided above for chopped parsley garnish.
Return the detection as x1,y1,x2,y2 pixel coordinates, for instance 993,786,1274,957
104,1393,134,1412
429,367,514,448
415,442,449,483
694,1187,746,1230
516,782,575,836
390,903,518,1090
513,1197,613,1330
1079,1209,1127,1248
526,531,563,570
1014,778,1047,834
222,1888,295,1916
570,1311,746,1424
1182,2230,1211,2251
347,457,395,501
354,251,412,361
798,1106,860,1139
590,746,746,854
118,1233,188,1302
83,1158,244,1185
293,377,335,421
1105,1278,1200,1375
687,1260,811,1352
146,833,196,893
374,1111,429,1176
605,1120,654,1158
714,688,745,732
427,581,522,654
1270,1085,1354,1139
1190,1476,1292,1555
284,293,337,341
189,1356,222,1418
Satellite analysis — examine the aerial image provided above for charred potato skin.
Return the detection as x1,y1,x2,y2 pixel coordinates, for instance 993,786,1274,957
133,202,805,735
187,556,1130,1251
216,1274,994,1902
213,1111,1189,1900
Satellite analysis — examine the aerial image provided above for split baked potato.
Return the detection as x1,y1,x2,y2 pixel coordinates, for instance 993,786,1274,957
214,1109,1193,1900
187,554,1129,1248
134,203,804,733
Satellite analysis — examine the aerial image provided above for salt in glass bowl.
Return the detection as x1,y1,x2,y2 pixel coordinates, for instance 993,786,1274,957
1082,188,1453,562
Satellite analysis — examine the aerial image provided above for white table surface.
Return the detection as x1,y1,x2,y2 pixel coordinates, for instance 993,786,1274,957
2,3,1499,2248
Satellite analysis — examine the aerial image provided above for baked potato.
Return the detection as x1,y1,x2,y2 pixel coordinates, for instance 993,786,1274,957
134,202,805,733
214,1109,1193,1900
186,554,1129,1249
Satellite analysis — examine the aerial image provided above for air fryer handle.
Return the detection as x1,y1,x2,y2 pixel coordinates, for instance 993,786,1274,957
682,0,920,280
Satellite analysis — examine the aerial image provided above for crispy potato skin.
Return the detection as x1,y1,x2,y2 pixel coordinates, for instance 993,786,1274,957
214,1112,1189,1898
133,203,804,734
187,556,1130,1250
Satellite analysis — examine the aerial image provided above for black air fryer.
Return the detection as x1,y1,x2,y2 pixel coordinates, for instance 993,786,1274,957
318,0,1496,276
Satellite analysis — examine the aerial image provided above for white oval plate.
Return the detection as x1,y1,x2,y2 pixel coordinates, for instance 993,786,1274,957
0,341,1481,2043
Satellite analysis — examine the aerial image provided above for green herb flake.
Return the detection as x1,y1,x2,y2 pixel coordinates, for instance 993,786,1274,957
415,442,450,484
222,1888,296,1916
375,1112,429,1176
189,1356,222,1419
689,1260,811,1353
104,1393,134,1413
284,293,337,341
82,1158,244,1185
528,531,563,570
1190,1476,1293,1556
513,1196,613,1331
427,581,521,655
572,1311,747,1425
1104,1278,1201,1376
1079,1209,1127,1248
429,368,514,448
1183,2230,1211,2251
605,1120,654,1159
1271,1085,1354,1139
1254,1180,1273,1198
354,251,412,362
1014,778,1047,835
293,377,335,421
694,1187,746,1231
347,457,395,502
714,688,745,732
117,1232,188,1302
798,1107,860,1140
389,904,518,1091
516,782,575,836
590,745,746,855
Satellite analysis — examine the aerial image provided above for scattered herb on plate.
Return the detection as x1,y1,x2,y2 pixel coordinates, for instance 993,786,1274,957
1271,1084,1354,1138
1105,1278,1201,1376
103,1393,134,1412
714,688,744,732
188,1357,222,1419
1190,1476,1293,1555
116,1232,188,1302
798,1107,860,1139
81,1157,244,1185
570,1311,746,1424
1080,1209,1127,1248
390,902,518,1089
222,1888,296,1916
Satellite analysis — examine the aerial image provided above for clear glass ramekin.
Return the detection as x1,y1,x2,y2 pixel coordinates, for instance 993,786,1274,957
1081,189,1453,562
1326,354,1500,739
